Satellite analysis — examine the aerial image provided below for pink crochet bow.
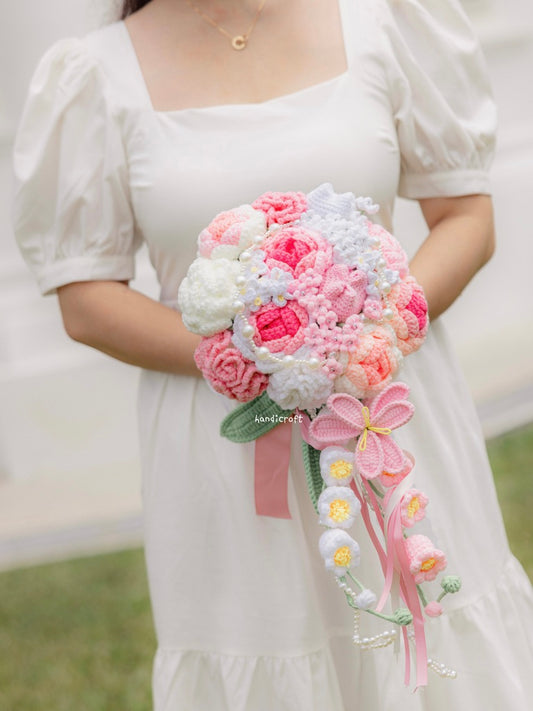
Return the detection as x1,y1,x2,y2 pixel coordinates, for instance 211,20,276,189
308,382,415,479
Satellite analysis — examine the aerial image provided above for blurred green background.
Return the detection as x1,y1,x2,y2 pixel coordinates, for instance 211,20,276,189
0,424,532,711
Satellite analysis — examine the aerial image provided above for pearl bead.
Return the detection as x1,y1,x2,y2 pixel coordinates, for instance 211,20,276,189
253,234,263,244
232,300,244,313
235,275,246,286
283,355,294,366
256,346,269,360
240,251,252,262
378,258,386,268
242,324,254,338
381,281,391,294
308,357,320,369
383,307,394,319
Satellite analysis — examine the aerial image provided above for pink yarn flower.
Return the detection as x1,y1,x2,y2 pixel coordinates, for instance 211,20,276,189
252,191,307,227
308,382,415,479
387,277,428,356
321,264,367,321
198,205,266,259
263,226,332,277
250,302,309,354
335,327,399,398
366,221,409,278
400,489,429,528
194,331,268,402
379,453,414,488
404,534,447,584
425,602,443,618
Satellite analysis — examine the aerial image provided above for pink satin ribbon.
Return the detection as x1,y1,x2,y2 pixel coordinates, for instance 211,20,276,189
254,419,293,518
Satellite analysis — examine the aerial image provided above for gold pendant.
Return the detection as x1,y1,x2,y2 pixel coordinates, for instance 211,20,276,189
231,35,247,50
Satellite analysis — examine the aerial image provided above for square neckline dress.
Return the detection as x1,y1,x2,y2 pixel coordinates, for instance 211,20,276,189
13,1,533,709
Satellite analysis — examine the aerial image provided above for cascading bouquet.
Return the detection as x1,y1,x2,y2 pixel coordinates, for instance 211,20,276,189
178,183,461,688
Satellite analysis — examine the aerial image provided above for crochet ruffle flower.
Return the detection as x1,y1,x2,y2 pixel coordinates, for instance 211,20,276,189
194,331,268,402
252,191,307,226
319,446,355,487
177,257,241,336
308,383,415,479
198,205,267,259
387,277,429,356
267,349,333,410
317,486,361,529
404,534,447,584
319,529,360,577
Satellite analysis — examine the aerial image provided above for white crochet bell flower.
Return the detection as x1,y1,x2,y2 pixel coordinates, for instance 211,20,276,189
178,257,241,336
319,446,355,487
267,348,333,410
319,529,360,577
317,486,361,530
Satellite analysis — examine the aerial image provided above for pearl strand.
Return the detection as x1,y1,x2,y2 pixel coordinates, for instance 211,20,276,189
335,578,398,650
406,629,458,679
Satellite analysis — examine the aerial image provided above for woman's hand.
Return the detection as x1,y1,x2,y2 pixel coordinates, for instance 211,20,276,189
57,281,201,375
409,194,495,320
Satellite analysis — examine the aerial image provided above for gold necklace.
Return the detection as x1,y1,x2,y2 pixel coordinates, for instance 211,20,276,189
185,0,268,51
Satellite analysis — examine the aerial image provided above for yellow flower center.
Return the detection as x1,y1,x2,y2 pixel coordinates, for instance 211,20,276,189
407,497,420,519
333,546,352,567
329,499,351,523
276,294,285,303
254,296,262,307
330,460,353,480
420,557,436,572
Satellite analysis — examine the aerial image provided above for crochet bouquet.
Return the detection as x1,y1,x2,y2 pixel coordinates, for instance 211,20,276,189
178,184,461,687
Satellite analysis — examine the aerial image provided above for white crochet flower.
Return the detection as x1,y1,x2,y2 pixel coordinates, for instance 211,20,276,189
178,257,241,336
319,447,355,487
355,589,377,610
319,529,360,577
267,349,333,410
317,486,361,529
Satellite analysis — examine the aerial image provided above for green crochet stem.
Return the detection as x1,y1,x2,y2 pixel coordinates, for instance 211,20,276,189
301,440,325,513
220,391,294,443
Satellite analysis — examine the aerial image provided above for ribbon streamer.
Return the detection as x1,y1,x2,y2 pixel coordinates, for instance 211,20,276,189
254,419,293,518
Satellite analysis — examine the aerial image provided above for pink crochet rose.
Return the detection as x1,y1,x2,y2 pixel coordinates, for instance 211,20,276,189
252,191,307,227
263,226,332,277
194,331,268,402
250,302,309,354
404,534,447,584
387,278,428,356
322,264,367,321
366,221,409,277
198,205,266,259
335,326,399,398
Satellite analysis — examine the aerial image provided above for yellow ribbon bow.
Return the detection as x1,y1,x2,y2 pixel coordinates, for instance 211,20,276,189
358,406,392,451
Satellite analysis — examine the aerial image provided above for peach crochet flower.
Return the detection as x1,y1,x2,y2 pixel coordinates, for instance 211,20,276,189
250,302,309,354
404,534,447,584
194,331,268,402
387,277,428,356
252,191,307,226
334,327,399,399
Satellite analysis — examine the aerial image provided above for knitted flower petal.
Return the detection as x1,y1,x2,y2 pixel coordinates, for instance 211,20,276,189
379,435,408,475
308,412,357,446
356,430,384,479
327,393,366,431
372,400,415,430
368,382,410,419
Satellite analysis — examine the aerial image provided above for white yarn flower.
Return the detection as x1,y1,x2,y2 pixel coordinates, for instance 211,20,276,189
319,529,360,577
319,447,355,487
354,589,377,610
267,349,333,410
317,486,361,529
178,257,241,336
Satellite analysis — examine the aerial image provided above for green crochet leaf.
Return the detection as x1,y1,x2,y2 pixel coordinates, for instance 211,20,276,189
301,440,324,514
220,391,294,443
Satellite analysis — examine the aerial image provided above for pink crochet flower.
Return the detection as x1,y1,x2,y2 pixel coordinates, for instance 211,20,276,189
321,264,367,321
387,278,428,356
194,331,268,402
404,534,447,584
308,382,415,479
366,221,409,277
250,302,309,354
198,205,266,259
252,191,307,227
263,227,332,277
335,327,399,398
379,453,414,488
400,489,429,528
425,602,443,618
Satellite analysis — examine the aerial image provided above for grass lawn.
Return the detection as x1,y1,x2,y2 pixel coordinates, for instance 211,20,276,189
0,424,531,709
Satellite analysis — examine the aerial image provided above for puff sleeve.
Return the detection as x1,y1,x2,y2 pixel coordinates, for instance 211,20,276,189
13,39,141,295
382,0,497,199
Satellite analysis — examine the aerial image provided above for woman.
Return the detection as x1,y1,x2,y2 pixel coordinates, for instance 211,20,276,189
13,0,533,708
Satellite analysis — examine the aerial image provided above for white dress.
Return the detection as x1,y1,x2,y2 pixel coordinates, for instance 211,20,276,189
13,1,533,709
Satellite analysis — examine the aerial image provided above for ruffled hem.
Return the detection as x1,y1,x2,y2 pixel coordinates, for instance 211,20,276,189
152,556,533,711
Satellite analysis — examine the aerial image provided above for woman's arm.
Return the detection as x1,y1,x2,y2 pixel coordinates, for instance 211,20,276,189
409,194,495,320
57,281,201,375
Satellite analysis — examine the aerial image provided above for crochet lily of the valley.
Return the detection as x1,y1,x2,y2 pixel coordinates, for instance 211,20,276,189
178,184,461,688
